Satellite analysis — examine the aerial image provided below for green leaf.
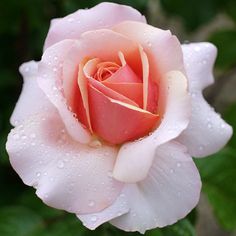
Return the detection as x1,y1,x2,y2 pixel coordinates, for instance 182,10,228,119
195,147,236,230
44,214,86,236
0,206,44,236
208,30,236,69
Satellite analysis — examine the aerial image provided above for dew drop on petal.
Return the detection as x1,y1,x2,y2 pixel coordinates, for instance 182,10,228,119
88,200,95,207
57,160,65,169
177,162,181,168
90,215,97,223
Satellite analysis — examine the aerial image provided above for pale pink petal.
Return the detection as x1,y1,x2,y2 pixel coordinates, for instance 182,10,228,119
138,45,149,110
110,142,201,233
77,59,93,132
77,191,129,230
6,111,123,214
44,2,146,50
10,61,53,126
113,71,190,183
55,29,141,88
88,85,159,144
177,43,233,157
38,40,91,143
113,21,185,75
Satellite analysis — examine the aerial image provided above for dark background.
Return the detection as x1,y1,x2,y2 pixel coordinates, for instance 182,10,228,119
0,0,236,235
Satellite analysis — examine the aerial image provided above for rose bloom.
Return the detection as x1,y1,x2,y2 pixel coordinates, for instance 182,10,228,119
6,2,232,233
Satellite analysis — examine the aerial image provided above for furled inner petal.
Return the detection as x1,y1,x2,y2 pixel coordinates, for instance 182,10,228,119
139,45,149,110
95,62,120,81
88,85,159,144
77,58,93,132
83,58,139,107
101,82,143,108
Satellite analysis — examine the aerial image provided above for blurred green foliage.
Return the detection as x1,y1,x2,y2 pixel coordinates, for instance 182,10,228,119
0,0,236,235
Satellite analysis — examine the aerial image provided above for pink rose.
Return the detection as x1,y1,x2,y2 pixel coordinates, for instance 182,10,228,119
6,2,232,233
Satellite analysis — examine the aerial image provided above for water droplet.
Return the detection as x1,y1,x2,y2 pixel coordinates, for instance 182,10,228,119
30,133,36,139
91,215,97,223
190,92,196,98
57,160,64,169
147,41,152,47
221,123,226,129
170,168,174,173
177,162,181,167
194,46,200,52
36,172,41,177
207,122,212,129
67,17,74,23
21,135,27,140
107,171,113,178
199,145,204,151
53,67,57,72
88,200,95,207
31,142,36,146
117,211,122,216
13,133,20,139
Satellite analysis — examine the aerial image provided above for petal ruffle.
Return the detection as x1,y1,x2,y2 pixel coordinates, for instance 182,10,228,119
177,43,233,157
10,61,53,126
110,142,201,233
38,40,91,143
113,21,184,75
6,111,123,214
44,2,146,50
77,191,129,230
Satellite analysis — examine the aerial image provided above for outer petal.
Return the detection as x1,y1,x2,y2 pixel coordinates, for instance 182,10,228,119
77,192,129,230
110,142,201,233
38,40,91,144
44,2,146,50
113,71,190,183
10,61,53,126
113,21,185,75
6,111,123,214
177,43,233,157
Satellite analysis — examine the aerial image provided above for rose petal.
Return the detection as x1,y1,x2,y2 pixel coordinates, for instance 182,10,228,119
77,59,93,131
44,2,146,50
110,141,201,233
177,43,233,157
84,58,139,107
104,64,141,83
6,111,123,214
138,45,149,110
38,40,91,143
88,85,159,144
10,61,53,126
113,71,190,183
77,192,129,230
113,21,184,75
102,82,143,108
